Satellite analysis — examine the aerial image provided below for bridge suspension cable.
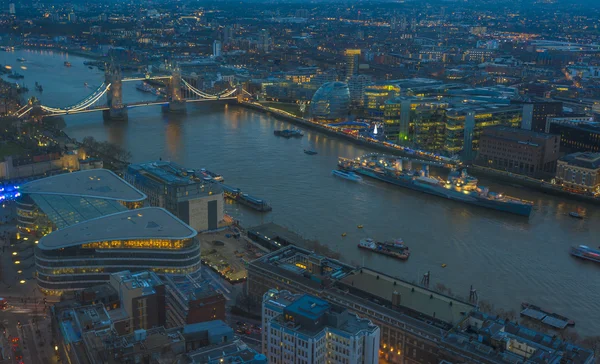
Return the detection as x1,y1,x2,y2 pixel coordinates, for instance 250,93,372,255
39,83,111,114
181,79,219,99
17,107,32,118
182,79,237,99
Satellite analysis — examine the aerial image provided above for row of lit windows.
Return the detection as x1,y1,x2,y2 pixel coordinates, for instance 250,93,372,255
82,238,193,250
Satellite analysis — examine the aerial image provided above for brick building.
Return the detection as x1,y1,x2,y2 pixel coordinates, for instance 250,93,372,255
475,126,560,178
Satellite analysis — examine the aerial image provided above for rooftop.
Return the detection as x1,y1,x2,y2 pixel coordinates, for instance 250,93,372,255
21,169,146,201
184,320,232,337
285,295,330,321
483,125,558,140
38,207,197,250
263,289,303,310
128,161,222,189
560,152,600,169
272,297,377,338
110,270,163,296
337,268,475,326
28,193,127,229
250,245,355,291
187,339,262,364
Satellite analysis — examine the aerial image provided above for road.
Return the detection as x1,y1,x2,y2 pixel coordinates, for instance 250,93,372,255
1,307,57,364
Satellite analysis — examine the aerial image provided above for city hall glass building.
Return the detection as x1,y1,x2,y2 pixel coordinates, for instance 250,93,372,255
310,82,351,121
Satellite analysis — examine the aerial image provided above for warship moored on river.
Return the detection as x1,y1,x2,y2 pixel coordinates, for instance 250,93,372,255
339,153,533,216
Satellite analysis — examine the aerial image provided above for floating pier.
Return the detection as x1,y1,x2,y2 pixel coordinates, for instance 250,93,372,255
220,183,272,212
520,303,574,330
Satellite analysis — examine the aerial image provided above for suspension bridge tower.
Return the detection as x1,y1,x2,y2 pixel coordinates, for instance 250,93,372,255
103,63,128,121
166,65,187,113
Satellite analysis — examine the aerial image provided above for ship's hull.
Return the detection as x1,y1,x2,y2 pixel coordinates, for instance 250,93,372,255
353,168,532,217
358,244,409,260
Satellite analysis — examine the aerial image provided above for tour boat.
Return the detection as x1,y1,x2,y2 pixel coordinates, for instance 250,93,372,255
331,170,362,182
358,238,410,260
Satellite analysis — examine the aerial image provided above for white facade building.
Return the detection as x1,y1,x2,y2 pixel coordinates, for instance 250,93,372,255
213,40,222,57
262,291,380,364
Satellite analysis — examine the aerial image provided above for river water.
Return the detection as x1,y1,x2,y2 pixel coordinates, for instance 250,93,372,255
4,49,600,335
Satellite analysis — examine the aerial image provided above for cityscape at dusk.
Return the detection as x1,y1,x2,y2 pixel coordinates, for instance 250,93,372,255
0,0,599,363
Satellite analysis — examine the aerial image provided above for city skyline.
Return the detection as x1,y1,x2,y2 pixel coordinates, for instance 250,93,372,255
0,0,600,363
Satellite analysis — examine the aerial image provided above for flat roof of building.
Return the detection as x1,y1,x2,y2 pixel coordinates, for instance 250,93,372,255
338,268,475,326
21,169,146,201
285,295,330,321
559,152,600,168
188,339,260,364
483,125,557,140
38,207,197,250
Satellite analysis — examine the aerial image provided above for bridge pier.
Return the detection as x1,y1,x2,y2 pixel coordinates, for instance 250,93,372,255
102,107,128,121
164,100,187,113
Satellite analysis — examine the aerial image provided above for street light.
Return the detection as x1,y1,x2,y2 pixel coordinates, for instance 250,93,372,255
14,260,20,264
19,280,25,284
12,252,17,256
17,270,22,274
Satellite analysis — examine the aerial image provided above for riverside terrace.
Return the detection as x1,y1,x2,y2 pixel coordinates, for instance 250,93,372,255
247,245,595,364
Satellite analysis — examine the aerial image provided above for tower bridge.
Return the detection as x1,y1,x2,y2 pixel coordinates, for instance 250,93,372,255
15,62,242,121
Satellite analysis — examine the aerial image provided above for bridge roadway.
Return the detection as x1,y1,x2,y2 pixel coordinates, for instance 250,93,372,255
44,97,238,116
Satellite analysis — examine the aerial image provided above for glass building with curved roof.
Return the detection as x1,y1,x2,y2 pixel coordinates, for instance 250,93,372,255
16,169,201,295
17,169,147,236
36,207,200,294
310,82,351,121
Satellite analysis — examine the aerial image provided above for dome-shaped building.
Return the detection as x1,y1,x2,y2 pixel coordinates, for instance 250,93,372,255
310,82,351,120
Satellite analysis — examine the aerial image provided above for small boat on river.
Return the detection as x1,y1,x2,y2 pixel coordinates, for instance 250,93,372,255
332,170,362,182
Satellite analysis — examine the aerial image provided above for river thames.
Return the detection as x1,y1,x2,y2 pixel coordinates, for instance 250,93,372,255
4,49,600,335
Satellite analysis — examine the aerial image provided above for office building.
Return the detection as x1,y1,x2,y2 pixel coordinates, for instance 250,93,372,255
462,49,495,62
212,40,222,57
247,245,594,364
475,126,560,178
162,274,227,327
555,152,600,193
261,289,303,354
310,82,351,121
125,161,225,232
68,11,77,23
53,302,186,364
257,29,271,52
347,74,371,107
363,84,400,119
546,117,600,153
8,3,15,14
344,49,361,80
443,104,522,159
264,293,380,364
521,101,563,132
185,321,266,363
223,26,234,44
383,96,448,146
109,271,166,332
17,169,146,236
35,207,200,294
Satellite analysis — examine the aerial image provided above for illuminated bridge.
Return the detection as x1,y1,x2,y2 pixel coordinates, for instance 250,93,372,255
14,63,241,121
